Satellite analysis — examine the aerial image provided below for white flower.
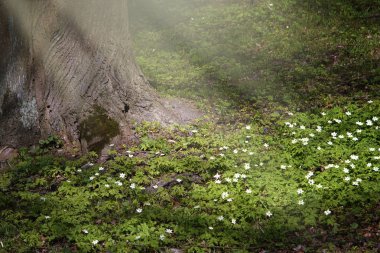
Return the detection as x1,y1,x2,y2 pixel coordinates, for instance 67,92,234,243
263,143,269,148
246,125,251,130
344,176,350,181
153,185,158,189
331,132,337,137
209,156,215,160
373,167,379,172
316,184,323,189
367,163,372,167
369,147,375,151
350,155,359,160
345,111,351,116
343,168,350,173
356,121,363,126
82,229,89,234
244,163,251,170
338,135,344,139
356,129,362,133
135,236,141,240
266,211,272,217
366,120,373,126
291,139,298,144
368,100,373,103
316,126,322,132
372,116,378,121
327,141,333,145
217,215,224,221
233,149,238,154
77,169,82,172
215,180,221,184
214,173,221,179
308,179,315,185
231,219,236,224
317,146,322,150
324,209,331,215
334,119,342,123
300,125,306,130
191,129,198,133
165,229,173,234
115,181,123,186
309,133,315,137
136,208,142,213
352,137,359,141
297,188,304,195
130,183,136,189
280,165,287,170
221,192,229,199
99,167,104,171
89,176,95,181
227,198,233,202
225,178,231,182
321,112,326,116
246,189,252,194
95,173,99,176
208,226,214,230
159,234,165,240
92,240,99,245
298,200,304,205
176,178,182,183
347,132,353,137
45,216,51,219
104,184,110,188
119,173,126,179
305,171,314,179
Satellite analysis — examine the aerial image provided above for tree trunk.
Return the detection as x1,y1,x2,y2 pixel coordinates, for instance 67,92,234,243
0,0,181,153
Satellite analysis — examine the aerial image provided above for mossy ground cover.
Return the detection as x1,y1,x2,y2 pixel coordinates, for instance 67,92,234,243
1,0,380,252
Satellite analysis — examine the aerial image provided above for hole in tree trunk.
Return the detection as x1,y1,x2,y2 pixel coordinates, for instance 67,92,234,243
123,103,129,113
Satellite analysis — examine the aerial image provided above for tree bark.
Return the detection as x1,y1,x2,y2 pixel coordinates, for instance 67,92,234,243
0,0,181,153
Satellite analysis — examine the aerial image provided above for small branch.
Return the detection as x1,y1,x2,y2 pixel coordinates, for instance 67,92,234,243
6,160,14,169
357,14,380,19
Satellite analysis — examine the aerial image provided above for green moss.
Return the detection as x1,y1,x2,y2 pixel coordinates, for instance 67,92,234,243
79,106,120,153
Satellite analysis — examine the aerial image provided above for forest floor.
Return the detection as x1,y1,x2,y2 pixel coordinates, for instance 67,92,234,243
1,0,380,252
